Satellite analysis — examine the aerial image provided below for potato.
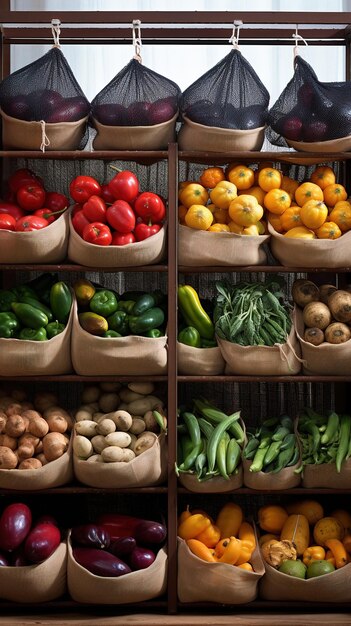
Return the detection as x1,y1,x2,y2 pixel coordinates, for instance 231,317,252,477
118,388,145,403
120,448,136,462
92,412,105,423
4,414,26,438
303,301,331,330
325,322,351,344
129,418,146,435
0,434,17,451
99,382,122,393
75,420,98,438
35,440,43,455
0,396,15,411
91,435,108,454
319,284,337,305
304,327,325,346
75,408,95,422
0,445,18,469
16,443,35,462
104,432,132,448
0,411,7,434
10,388,27,402
98,393,120,413
5,402,23,417
21,409,42,422
35,453,48,466
27,416,49,438
18,433,40,449
34,391,58,412
96,418,116,436
292,279,320,308
46,414,68,434
20,401,34,412
134,432,157,456
104,410,133,432
43,432,70,461
18,458,42,470
128,433,138,452
86,454,104,463
328,290,351,323
126,397,154,415
73,434,93,460
143,410,159,433
81,385,101,404
43,406,73,430
101,446,125,463
128,382,155,395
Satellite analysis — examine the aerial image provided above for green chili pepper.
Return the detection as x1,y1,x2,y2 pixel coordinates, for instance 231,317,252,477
180,434,194,462
18,296,53,322
272,426,291,442
128,307,165,335
18,327,47,341
0,312,20,338
152,410,167,431
107,310,129,335
178,284,215,340
336,414,351,473
46,321,65,339
103,330,122,338
0,290,17,312
178,441,202,472
178,326,201,348
272,443,297,473
195,439,207,479
90,289,118,317
144,328,164,338
197,417,215,440
11,302,48,330
50,281,72,324
117,300,136,314
206,412,241,473
216,432,230,480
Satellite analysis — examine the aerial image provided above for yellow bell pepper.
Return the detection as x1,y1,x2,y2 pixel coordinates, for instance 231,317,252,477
302,545,326,566
218,536,242,565
196,523,221,548
178,513,211,540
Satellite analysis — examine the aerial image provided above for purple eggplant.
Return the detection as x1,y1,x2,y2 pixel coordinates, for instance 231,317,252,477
108,536,136,558
24,522,61,563
0,551,9,566
0,503,32,552
134,520,167,545
73,547,131,577
71,524,110,550
9,545,28,566
129,546,156,571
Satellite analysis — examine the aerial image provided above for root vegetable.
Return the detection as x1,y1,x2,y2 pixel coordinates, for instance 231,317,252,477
120,448,135,462
102,410,133,432
128,433,138,452
304,327,325,346
143,410,160,433
92,412,105,423
86,454,103,463
18,458,42,470
118,388,145,403
325,322,351,344
0,412,7,433
101,446,125,463
129,418,146,435
319,284,337,305
96,418,116,436
16,443,35,461
0,434,17,451
43,432,69,461
75,420,98,438
46,414,68,434
292,279,320,308
4,414,26,438
0,446,18,469
21,409,42,422
91,435,108,454
328,290,351,323
98,393,120,413
35,453,48,466
27,416,49,438
303,301,332,330
73,434,93,459
10,388,27,402
134,432,157,456
99,382,122,393
104,432,132,448
34,392,58,412
126,397,154,415
81,385,101,404
128,382,155,395
6,402,23,417
75,408,94,422
18,433,40,448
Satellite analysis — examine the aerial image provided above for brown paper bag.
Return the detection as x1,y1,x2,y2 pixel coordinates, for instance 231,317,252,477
1,108,88,151
302,459,351,489
67,536,167,604
177,341,225,375
92,112,177,150
259,560,351,602
0,210,69,264
268,221,351,268
177,536,264,604
218,322,302,376
0,300,74,376
71,300,167,376
68,213,166,268
74,432,167,488
294,306,351,375
178,115,265,152
242,457,301,490
0,542,67,603
178,465,243,493
178,224,269,266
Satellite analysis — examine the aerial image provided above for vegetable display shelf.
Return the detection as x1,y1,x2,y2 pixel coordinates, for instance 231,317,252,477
1,8,351,626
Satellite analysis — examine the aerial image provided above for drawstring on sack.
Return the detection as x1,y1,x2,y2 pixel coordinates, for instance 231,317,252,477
292,24,308,58
51,18,61,48
132,19,142,63
40,120,50,152
229,20,243,49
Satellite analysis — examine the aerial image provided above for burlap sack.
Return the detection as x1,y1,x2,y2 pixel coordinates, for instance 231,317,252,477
92,112,177,150
67,536,167,604
302,459,351,489
177,535,264,604
268,221,351,268
0,437,73,490
218,321,302,376
242,457,301,490
294,306,351,375
177,341,225,376
0,542,67,603
259,560,351,602
68,213,166,268
0,210,69,264
178,116,265,152
74,432,167,488
71,300,167,376
287,135,351,153
1,109,88,151
0,299,74,376
178,465,243,493
178,224,269,267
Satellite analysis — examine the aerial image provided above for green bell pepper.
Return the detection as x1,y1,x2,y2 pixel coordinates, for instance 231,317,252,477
107,310,129,335
50,281,72,324
11,285,38,300
0,312,20,338
132,293,158,316
18,296,53,322
89,290,118,317
178,326,201,348
200,338,218,348
18,327,47,341
117,300,136,314
46,321,65,339
103,330,122,338
11,302,48,330
128,307,165,335
0,290,17,312
144,328,164,338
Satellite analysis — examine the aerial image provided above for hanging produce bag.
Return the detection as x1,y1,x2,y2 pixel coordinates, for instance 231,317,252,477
0,24,90,151
267,52,351,152
178,28,269,152
91,21,181,150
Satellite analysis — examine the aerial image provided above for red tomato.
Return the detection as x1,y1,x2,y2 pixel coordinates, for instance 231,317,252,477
16,184,46,212
134,192,166,223
15,215,49,231
0,213,16,231
0,202,25,221
111,231,136,245
7,168,42,194
71,203,83,217
71,209,90,236
134,222,161,241
82,222,112,246
101,183,116,204
69,175,102,204
45,191,69,213
108,170,139,204
82,195,107,223
106,200,136,234
34,208,56,224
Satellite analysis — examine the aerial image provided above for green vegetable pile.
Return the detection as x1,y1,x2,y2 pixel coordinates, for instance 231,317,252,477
176,397,245,482
244,414,299,473
297,408,351,473
214,278,292,346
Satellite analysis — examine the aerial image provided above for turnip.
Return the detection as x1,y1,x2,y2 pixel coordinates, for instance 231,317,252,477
325,322,351,344
292,279,320,308
302,301,331,330
319,284,337,305
304,327,325,346
328,290,351,323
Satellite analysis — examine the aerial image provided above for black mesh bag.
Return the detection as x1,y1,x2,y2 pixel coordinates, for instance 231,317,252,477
180,48,269,130
0,47,90,123
91,58,181,126
267,54,351,146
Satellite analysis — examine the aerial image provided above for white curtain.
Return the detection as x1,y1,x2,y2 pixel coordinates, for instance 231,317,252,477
9,1,349,105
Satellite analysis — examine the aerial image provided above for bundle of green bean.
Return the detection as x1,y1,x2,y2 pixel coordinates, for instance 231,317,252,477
297,408,351,473
176,397,245,482
214,279,292,346
244,414,299,473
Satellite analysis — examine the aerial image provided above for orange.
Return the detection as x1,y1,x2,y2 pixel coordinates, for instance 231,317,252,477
227,165,255,190
263,188,291,215
323,183,348,207
295,182,324,207
310,165,336,190
199,166,225,189
258,168,282,192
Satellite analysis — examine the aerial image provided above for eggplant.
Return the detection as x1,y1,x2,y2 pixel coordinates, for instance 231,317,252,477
10,546,29,567
0,503,32,552
108,536,136,558
0,551,9,566
129,546,156,571
73,547,131,577
134,520,167,545
24,522,61,563
71,524,110,550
